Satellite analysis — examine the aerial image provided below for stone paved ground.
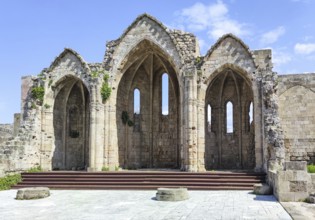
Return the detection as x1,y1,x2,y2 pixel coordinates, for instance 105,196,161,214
281,202,315,220
0,190,292,220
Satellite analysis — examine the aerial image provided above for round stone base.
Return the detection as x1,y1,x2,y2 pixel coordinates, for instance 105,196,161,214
253,183,272,195
156,188,189,201
16,187,50,200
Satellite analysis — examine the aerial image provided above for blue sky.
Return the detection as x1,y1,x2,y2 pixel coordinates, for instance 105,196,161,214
1,0,315,123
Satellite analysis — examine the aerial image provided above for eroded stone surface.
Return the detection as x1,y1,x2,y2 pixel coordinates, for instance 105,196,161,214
16,187,50,200
156,188,189,201
254,183,272,195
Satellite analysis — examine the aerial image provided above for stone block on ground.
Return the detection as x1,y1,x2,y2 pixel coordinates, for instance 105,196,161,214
156,187,189,201
16,187,50,200
253,183,272,195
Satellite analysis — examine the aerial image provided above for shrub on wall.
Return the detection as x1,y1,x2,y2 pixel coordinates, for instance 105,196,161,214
121,111,134,127
31,86,45,105
27,166,42,173
307,164,315,173
101,74,111,102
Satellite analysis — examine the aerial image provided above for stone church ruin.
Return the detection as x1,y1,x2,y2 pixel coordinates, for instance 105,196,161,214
0,14,315,201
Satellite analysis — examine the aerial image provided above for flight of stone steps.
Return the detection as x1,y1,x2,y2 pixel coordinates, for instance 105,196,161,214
13,171,266,190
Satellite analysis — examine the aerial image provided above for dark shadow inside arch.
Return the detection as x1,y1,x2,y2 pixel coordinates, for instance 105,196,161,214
116,40,180,169
52,77,90,170
205,68,255,170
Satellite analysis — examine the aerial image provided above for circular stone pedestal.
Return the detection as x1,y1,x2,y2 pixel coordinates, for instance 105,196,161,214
253,183,272,195
156,188,189,201
16,187,50,200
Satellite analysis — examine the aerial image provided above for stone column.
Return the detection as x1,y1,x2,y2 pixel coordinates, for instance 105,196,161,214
94,102,104,171
107,100,119,170
254,76,264,172
196,83,206,172
88,99,96,172
183,72,198,172
88,81,106,171
40,109,53,171
103,77,120,171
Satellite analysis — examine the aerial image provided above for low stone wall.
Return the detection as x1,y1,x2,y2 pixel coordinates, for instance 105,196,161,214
269,161,315,202
0,124,13,145
278,73,315,163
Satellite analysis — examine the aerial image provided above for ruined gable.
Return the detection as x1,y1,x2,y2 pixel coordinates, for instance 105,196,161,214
203,34,256,80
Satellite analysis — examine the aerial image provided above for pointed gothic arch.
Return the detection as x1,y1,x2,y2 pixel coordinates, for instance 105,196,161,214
205,68,255,170
116,40,181,169
52,76,90,170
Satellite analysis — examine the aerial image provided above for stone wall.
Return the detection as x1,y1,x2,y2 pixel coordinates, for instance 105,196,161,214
270,161,315,202
0,13,311,203
0,74,43,177
0,124,13,145
278,73,315,163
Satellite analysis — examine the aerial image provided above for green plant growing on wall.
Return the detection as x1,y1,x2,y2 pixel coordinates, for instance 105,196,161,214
44,103,51,109
121,111,134,127
31,86,45,105
37,71,46,80
307,164,315,173
127,120,134,127
195,56,201,63
31,102,37,109
122,111,129,124
101,74,111,102
48,79,53,87
91,70,101,78
102,166,109,171
27,166,42,173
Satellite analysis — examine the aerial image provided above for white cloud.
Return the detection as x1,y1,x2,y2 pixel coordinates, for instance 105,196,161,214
174,1,249,39
209,19,247,39
273,51,292,66
294,43,315,55
180,2,227,31
197,38,211,55
260,26,285,45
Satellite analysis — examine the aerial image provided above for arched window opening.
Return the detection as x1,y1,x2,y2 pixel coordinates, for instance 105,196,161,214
162,73,169,115
249,102,253,124
226,101,233,133
69,106,79,138
207,104,212,132
134,88,140,114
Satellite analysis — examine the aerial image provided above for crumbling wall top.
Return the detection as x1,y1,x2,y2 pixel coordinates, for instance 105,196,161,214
48,48,90,73
277,72,315,95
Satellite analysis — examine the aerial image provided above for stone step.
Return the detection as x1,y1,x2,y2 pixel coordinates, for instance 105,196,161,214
14,171,266,190
12,184,254,190
20,178,263,183
21,171,266,176
18,181,260,186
